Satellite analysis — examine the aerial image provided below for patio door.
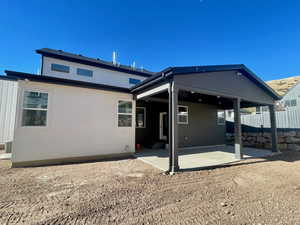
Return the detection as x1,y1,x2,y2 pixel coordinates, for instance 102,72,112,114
159,112,168,140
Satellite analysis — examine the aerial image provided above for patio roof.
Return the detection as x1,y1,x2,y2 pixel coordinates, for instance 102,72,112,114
131,64,281,101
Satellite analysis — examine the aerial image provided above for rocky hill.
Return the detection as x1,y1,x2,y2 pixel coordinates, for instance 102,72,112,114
266,76,300,96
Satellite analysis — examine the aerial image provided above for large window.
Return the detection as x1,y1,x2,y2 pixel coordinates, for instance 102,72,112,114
217,110,225,125
178,105,188,124
77,68,93,77
118,101,132,127
22,91,49,126
51,63,70,73
136,107,146,128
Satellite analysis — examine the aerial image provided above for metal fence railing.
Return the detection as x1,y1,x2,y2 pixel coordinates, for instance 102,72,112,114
226,107,300,129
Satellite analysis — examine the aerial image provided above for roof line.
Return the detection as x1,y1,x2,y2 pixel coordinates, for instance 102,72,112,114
5,70,130,93
131,64,282,100
36,48,154,77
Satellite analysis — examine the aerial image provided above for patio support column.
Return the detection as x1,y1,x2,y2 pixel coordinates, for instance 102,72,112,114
233,98,243,159
269,104,279,153
168,82,179,173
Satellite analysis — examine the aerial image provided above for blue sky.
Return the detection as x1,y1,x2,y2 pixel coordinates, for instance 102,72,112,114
1,0,300,81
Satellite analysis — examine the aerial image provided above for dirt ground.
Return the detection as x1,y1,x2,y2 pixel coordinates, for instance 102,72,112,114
1,152,300,225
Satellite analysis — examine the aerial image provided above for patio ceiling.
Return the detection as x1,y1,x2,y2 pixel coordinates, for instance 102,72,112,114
143,90,267,110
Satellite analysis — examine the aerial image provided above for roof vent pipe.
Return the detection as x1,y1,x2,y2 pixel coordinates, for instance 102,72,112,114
132,61,136,70
112,51,117,65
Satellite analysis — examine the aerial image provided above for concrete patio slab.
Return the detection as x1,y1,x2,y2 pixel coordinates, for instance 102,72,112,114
135,145,272,171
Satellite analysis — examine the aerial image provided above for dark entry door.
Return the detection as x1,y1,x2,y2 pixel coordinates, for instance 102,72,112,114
159,112,168,140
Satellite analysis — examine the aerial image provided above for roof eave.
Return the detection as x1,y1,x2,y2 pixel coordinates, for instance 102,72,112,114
5,70,130,93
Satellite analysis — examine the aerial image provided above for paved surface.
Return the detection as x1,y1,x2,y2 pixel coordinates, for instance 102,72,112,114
0,152,300,225
135,145,273,171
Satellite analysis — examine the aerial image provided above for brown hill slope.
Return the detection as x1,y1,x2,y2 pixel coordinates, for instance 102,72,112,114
266,76,300,96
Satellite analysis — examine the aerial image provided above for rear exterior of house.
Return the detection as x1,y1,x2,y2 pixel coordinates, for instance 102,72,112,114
4,48,281,171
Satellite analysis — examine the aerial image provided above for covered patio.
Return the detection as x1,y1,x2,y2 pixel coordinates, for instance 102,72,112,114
135,145,273,171
131,65,281,174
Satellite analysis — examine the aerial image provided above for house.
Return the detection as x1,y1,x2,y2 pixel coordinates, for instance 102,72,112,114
4,48,281,172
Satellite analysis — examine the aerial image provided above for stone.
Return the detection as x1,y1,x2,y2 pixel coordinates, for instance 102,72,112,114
287,144,300,151
286,131,297,137
286,136,300,144
278,143,288,150
264,143,272,149
278,136,286,144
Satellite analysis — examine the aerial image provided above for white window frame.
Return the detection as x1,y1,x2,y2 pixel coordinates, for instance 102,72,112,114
177,105,188,125
21,90,49,127
217,109,226,125
136,107,146,128
117,100,133,127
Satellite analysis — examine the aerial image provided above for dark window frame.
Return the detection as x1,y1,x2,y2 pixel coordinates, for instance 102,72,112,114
51,63,70,73
77,68,93,77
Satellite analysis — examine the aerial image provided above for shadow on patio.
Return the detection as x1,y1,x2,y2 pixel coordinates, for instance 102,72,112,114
135,145,274,171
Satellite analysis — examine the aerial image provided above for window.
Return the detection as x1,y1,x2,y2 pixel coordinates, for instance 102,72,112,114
285,100,291,107
77,68,93,77
51,63,70,73
178,105,188,124
217,110,225,125
22,91,49,126
118,101,132,127
129,78,141,85
136,107,146,128
291,99,297,107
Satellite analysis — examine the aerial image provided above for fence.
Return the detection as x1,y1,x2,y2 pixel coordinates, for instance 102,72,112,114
226,106,300,129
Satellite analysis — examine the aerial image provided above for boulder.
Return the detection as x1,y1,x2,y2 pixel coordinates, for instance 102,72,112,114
286,131,297,137
286,136,300,144
278,143,288,150
287,144,300,151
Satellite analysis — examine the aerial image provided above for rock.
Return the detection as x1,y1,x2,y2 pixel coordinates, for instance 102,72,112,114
286,131,297,137
278,144,288,150
220,202,227,207
287,144,300,151
286,136,300,144
278,136,286,143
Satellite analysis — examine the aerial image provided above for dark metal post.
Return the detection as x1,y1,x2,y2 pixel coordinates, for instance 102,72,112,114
269,105,279,153
233,98,243,159
168,82,179,173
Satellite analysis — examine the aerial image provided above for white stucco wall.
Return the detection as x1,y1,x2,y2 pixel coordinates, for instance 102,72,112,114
12,80,135,163
42,56,147,88
0,79,18,144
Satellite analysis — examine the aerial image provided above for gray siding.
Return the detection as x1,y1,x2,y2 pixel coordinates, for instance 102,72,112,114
175,71,274,104
136,101,225,148
178,101,225,147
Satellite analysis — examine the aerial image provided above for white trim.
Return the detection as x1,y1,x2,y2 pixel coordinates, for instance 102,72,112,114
136,107,146,128
117,100,133,127
136,83,170,100
21,90,49,128
178,105,188,125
